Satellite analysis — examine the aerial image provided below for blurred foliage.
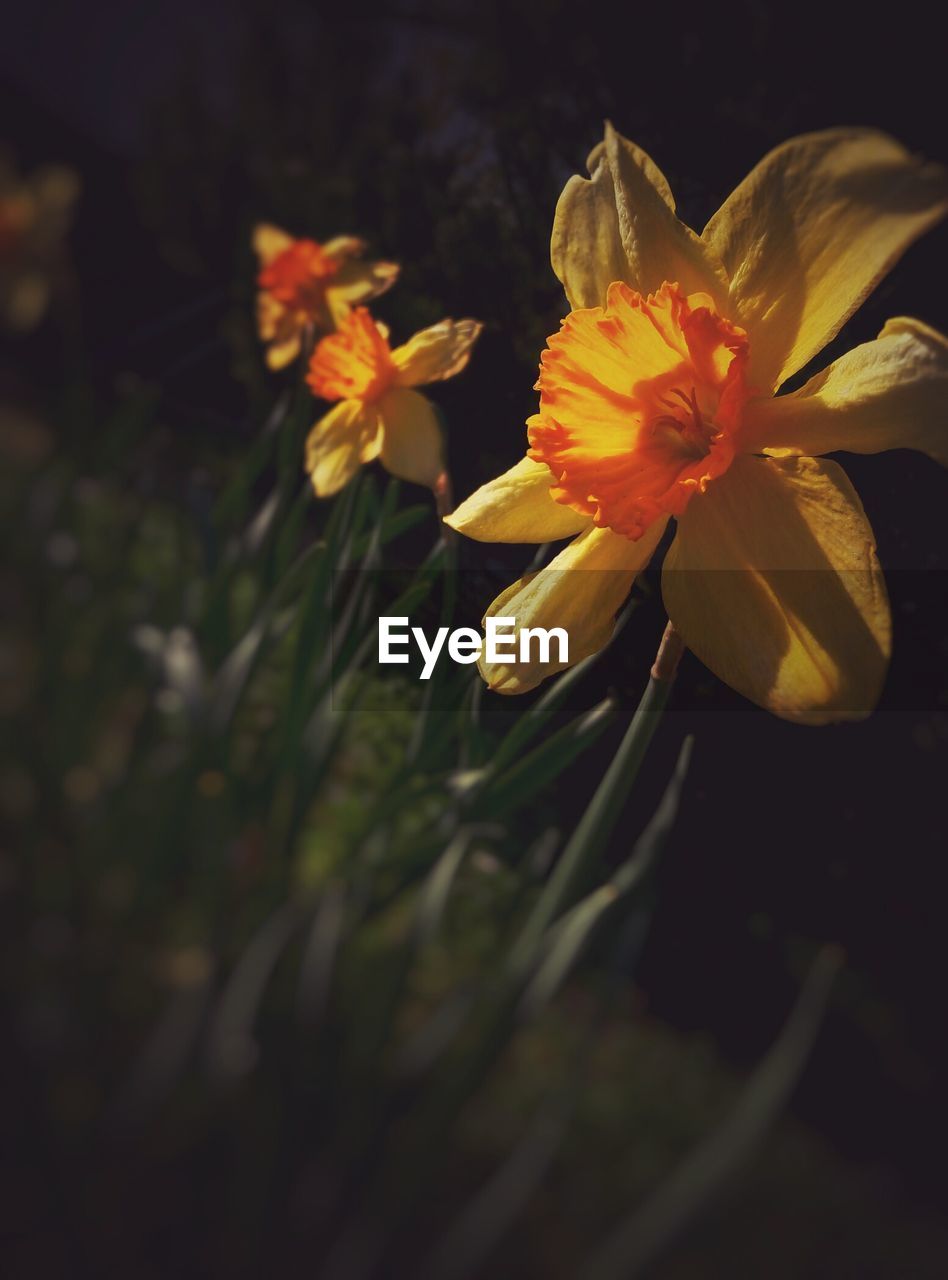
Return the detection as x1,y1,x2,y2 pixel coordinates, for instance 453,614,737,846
0,358,686,1275
3,301,944,1278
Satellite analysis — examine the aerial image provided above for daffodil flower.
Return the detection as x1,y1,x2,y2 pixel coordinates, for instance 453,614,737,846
253,223,399,371
446,125,948,723
1,152,78,333
304,307,482,496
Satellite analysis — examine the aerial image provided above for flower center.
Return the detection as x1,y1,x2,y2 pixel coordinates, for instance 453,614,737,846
258,238,339,314
528,281,750,539
306,307,396,403
650,386,717,461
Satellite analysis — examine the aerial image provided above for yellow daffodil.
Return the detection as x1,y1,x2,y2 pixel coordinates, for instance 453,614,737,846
446,124,948,723
304,307,482,496
253,223,399,371
0,153,78,333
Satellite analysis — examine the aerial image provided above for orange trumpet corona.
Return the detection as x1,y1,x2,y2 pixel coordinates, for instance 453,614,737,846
529,281,750,539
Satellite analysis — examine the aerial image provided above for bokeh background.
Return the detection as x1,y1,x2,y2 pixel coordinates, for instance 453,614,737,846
3,2,947,1276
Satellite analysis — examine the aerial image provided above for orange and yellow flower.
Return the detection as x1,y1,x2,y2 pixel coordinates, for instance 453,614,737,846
253,223,399,370
446,124,948,723
304,307,481,496
1,153,78,333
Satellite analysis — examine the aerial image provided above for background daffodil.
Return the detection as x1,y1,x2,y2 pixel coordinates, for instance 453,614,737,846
253,222,399,370
0,151,78,333
304,307,482,496
447,124,948,723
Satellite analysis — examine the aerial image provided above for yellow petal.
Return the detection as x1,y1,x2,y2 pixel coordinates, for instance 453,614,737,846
377,388,443,488
327,259,400,324
662,455,890,724
255,292,284,341
551,121,728,310
322,235,367,259
741,318,948,466
445,456,590,543
252,223,294,265
479,519,666,695
392,318,483,387
304,401,381,497
704,129,948,391
265,332,302,371
257,292,303,368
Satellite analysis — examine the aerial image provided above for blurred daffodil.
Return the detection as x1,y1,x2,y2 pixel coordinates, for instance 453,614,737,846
253,223,399,370
0,152,78,333
304,307,481,496
447,124,948,723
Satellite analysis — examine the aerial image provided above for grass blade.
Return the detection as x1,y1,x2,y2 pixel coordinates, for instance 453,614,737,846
510,625,683,969
519,736,693,1017
465,696,619,817
488,598,639,774
584,946,843,1280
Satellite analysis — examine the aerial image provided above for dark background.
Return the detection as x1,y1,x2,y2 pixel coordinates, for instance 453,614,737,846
3,0,947,1274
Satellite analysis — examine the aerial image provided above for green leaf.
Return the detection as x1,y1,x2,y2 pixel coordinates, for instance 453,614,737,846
583,946,843,1280
519,736,693,1016
488,598,638,774
207,540,324,734
211,390,290,531
205,902,305,1081
511,645,678,966
349,503,428,559
466,696,618,818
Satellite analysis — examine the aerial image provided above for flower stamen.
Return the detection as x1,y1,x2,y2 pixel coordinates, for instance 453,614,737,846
650,386,715,461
